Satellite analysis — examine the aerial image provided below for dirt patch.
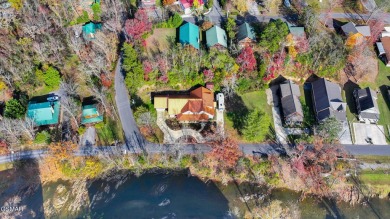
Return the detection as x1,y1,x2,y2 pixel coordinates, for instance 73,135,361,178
145,28,176,56
341,56,378,85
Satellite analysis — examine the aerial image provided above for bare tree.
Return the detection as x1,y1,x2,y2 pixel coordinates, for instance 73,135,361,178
222,74,238,99
61,95,81,130
19,117,36,141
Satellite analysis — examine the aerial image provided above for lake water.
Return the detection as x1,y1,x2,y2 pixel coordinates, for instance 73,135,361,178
9,170,390,218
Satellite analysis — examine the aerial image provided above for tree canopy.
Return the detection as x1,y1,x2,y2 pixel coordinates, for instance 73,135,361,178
259,19,289,53
4,99,26,119
242,109,271,142
122,43,144,93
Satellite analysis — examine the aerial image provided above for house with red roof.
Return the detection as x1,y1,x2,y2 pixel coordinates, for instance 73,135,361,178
153,87,215,122
180,0,204,14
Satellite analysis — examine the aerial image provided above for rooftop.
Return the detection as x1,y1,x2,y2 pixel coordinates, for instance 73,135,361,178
81,104,103,124
237,22,256,42
179,22,200,50
206,26,227,48
27,101,60,126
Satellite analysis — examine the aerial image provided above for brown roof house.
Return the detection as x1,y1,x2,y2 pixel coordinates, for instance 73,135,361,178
376,27,390,67
153,87,216,122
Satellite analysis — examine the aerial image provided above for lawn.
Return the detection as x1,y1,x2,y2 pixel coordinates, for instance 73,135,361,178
354,60,390,142
145,28,176,56
240,90,273,116
356,155,390,164
360,170,390,185
225,90,274,142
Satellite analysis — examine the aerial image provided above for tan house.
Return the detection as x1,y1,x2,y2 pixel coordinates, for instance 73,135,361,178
154,87,216,122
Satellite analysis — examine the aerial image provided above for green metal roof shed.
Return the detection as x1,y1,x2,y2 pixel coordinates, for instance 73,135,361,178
27,101,60,126
287,22,305,38
237,22,256,41
82,22,102,40
81,104,103,124
179,22,200,49
206,26,227,48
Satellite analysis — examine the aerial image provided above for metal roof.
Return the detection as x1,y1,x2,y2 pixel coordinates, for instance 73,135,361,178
27,101,60,126
179,22,200,50
312,78,346,121
206,26,227,48
237,22,256,42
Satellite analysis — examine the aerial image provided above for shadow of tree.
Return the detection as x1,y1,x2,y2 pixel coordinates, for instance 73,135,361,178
343,80,360,116
0,159,44,218
225,92,249,134
379,85,390,111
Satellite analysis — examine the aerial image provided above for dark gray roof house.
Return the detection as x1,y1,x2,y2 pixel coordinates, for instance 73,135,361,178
341,22,371,37
311,78,347,122
280,80,303,125
353,87,380,123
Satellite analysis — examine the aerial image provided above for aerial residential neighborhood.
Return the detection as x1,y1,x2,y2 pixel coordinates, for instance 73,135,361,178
1,0,390,218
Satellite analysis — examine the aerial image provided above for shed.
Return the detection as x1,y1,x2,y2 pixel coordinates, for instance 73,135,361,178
206,26,227,48
179,22,200,49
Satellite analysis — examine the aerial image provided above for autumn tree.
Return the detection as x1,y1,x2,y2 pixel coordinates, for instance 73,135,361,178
236,47,257,73
124,9,152,42
162,0,175,6
47,141,77,165
232,0,248,13
207,137,242,170
259,19,289,53
289,138,347,196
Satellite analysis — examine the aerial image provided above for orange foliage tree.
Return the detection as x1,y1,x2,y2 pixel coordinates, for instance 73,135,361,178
163,0,175,6
289,137,348,196
207,137,242,170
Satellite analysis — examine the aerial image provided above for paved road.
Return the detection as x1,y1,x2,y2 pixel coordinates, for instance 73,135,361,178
114,57,146,153
1,143,390,164
197,10,390,25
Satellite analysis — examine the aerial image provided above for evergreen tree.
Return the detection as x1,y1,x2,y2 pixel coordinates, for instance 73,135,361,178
4,99,26,119
122,43,144,93
259,19,289,53
242,109,271,142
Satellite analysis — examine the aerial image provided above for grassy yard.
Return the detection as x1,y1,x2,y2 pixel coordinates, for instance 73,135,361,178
240,90,273,116
356,155,390,164
145,28,176,56
225,89,274,142
351,60,390,142
360,170,390,185
0,162,13,171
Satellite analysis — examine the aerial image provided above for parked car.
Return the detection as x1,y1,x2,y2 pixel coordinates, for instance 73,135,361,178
47,95,59,102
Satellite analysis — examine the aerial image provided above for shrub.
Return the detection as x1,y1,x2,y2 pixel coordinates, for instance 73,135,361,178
70,11,90,25
91,3,101,21
78,126,87,135
34,131,51,144
94,122,104,129
4,99,26,119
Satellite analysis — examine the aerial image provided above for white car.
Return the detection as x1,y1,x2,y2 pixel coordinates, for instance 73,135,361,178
47,95,59,102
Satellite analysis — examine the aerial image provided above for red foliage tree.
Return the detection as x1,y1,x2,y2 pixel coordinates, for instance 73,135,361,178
124,10,152,42
157,56,169,74
207,137,242,170
203,69,214,81
100,73,112,88
236,47,257,73
295,36,309,53
368,19,385,44
143,60,154,81
289,138,348,196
